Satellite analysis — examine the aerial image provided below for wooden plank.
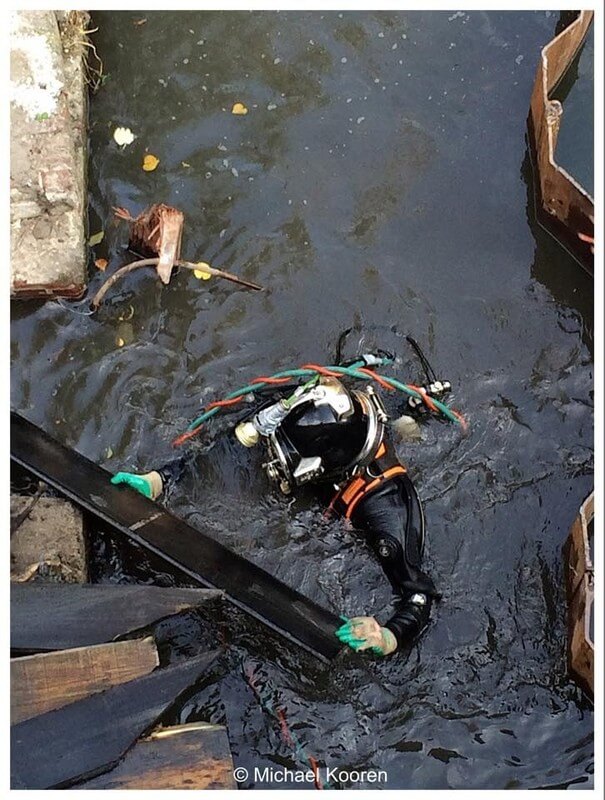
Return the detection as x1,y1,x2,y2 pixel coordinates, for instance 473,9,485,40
11,411,342,661
11,583,222,653
78,722,236,789
11,637,159,725
11,650,219,789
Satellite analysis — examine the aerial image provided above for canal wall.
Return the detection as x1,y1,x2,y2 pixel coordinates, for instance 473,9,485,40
10,12,89,581
10,10,88,298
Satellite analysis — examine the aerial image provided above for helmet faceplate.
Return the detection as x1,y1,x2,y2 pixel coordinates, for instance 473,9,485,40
263,377,387,492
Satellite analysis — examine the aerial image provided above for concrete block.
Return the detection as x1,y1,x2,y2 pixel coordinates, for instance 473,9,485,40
10,11,88,299
11,496,87,583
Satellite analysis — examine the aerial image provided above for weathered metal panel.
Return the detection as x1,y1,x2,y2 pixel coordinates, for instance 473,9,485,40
563,492,594,697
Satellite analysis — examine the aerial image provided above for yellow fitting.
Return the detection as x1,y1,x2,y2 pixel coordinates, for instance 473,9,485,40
235,421,260,447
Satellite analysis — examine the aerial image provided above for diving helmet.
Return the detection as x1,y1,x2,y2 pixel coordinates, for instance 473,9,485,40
236,377,388,493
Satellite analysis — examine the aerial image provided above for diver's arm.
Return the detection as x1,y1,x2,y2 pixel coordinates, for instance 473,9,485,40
348,477,438,652
111,456,188,499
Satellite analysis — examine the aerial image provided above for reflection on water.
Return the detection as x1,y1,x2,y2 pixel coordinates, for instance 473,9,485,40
10,10,593,790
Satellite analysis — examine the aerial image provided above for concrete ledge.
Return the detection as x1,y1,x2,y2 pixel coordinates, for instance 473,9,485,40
11,496,87,583
10,11,88,299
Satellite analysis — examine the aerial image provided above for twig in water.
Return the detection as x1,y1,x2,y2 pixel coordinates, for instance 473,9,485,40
90,257,263,310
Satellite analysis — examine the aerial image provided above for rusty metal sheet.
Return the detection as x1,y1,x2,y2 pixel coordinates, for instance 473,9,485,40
563,491,594,697
528,11,594,274
567,573,593,698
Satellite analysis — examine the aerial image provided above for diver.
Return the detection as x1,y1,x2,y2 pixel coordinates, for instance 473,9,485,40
110,338,464,657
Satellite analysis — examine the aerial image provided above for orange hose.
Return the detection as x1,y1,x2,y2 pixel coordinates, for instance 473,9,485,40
206,395,245,410
300,363,342,378
408,383,438,412
172,427,202,447
357,367,396,391
251,376,292,385
450,408,469,433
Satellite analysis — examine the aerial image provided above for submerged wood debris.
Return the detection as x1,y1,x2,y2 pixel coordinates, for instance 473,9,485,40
115,202,184,285
90,203,263,309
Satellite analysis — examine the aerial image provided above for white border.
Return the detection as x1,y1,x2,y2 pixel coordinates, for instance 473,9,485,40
4,2,601,799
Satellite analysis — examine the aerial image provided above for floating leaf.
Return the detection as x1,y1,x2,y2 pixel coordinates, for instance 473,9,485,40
116,337,125,347
113,126,135,146
94,258,108,271
105,446,113,458
193,262,213,280
88,230,104,246
181,161,191,168
133,17,147,25
142,153,160,172
231,102,248,115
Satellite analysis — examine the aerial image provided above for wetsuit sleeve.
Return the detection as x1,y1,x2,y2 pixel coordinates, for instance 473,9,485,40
156,456,190,490
352,475,440,648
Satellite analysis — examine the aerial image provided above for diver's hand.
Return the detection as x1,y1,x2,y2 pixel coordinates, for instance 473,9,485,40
110,470,164,500
335,616,398,656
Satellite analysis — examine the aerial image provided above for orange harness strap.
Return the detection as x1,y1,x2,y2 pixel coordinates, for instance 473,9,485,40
341,477,366,505
344,465,406,520
324,441,405,519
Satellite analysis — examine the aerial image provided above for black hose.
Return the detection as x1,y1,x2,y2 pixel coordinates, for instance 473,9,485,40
335,327,354,364
406,336,437,384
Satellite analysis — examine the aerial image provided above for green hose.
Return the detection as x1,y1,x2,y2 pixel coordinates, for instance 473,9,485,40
183,358,462,435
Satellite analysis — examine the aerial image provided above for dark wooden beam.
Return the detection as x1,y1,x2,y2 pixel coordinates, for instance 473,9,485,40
10,412,341,661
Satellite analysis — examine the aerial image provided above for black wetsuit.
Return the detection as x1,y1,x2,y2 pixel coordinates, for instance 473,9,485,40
329,438,439,649
155,437,437,650
351,473,439,647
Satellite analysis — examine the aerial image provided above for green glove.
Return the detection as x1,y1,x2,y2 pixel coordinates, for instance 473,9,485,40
110,470,163,500
335,615,398,656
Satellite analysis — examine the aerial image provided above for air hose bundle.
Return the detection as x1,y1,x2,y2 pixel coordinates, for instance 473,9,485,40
172,353,467,447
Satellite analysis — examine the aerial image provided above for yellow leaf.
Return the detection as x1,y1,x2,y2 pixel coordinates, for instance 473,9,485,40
231,102,248,115
88,230,104,246
142,154,160,171
193,261,212,280
116,337,125,347
94,258,108,271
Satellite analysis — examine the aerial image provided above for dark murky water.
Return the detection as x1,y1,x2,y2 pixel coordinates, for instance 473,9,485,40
11,11,593,790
